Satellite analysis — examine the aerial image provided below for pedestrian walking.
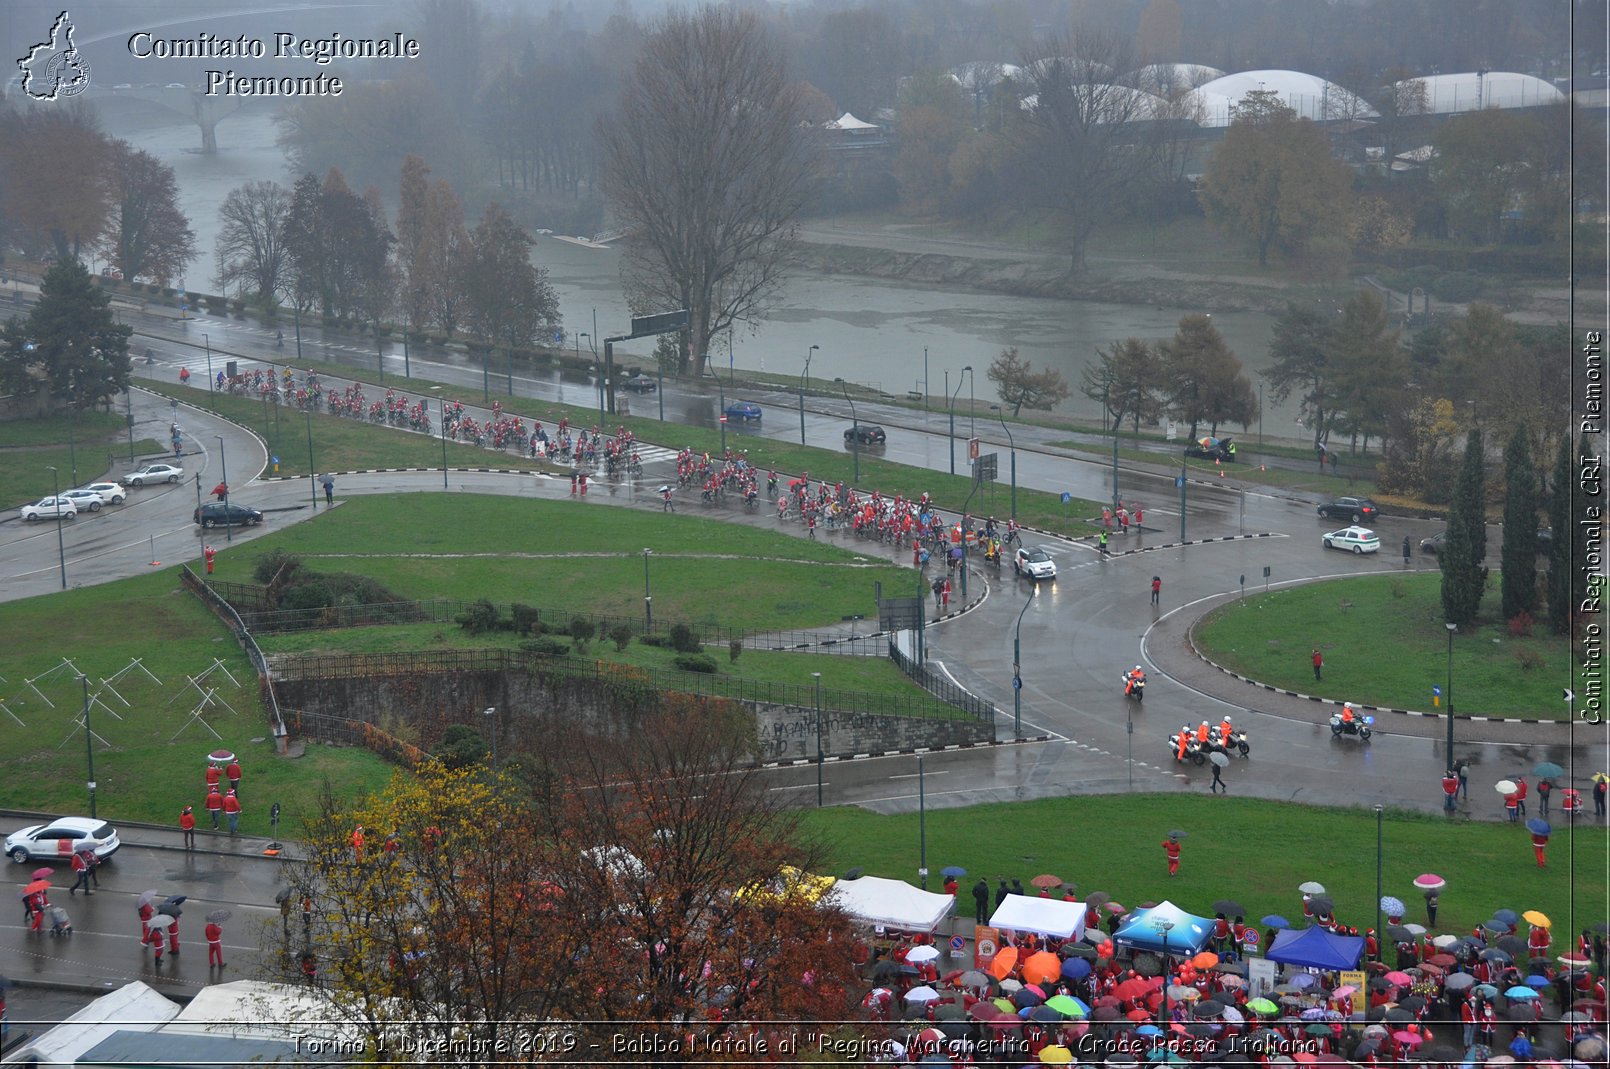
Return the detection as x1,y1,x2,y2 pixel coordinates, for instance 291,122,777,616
1595,774,1608,817
300,951,318,985
1441,770,1459,813
179,806,196,850
321,474,334,505
223,788,241,834
1098,530,1109,557
1311,648,1323,681
1504,790,1520,822
972,878,989,924
1102,507,1113,529
1456,760,1470,800
205,785,223,829
206,918,226,968
1162,834,1182,877
69,850,92,895
167,917,181,955
1424,890,1439,927
139,900,155,944
1515,776,1529,817
1537,778,1551,817
941,578,951,613
661,486,674,511
205,762,222,791
1210,761,1227,793
1530,830,1550,869
351,824,365,863
225,760,242,796
146,923,165,965
1117,506,1130,533
1151,576,1161,606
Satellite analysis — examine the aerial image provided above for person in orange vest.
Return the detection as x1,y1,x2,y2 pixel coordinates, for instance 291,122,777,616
1340,703,1355,725
179,805,196,850
1219,717,1234,744
1161,833,1182,876
1176,726,1190,763
205,917,226,968
222,788,241,834
204,784,223,829
203,544,216,574
1196,721,1211,744
225,760,242,796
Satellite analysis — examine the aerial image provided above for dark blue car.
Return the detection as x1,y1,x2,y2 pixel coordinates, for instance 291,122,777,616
724,401,762,422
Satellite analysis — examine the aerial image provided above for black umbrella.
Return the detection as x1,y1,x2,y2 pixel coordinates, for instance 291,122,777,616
1195,1000,1227,1018
273,886,294,905
1496,935,1527,955
1168,830,1187,841
1062,943,1098,959
1480,948,1512,963
1212,900,1246,918
1187,1022,1218,1038
871,959,902,981
157,894,186,918
845,867,865,880
1398,995,1426,1013
1387,925,1415,943
934,1002,967,1021
936,1016,973,1039
1308,895,1335,915
1426,1045,1461,1062
1383,1007,1413,1023
1506,1003,1536,1021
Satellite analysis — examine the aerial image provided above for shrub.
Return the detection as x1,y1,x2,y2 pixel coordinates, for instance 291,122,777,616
511,604,541,635
609,623,634,652
1515,648,1544,671
1388,579,1407,600
669,623,701,653
1431,271,1483,302
254,548,301,586
456,599,501,635
568,617,596,651
434,724,487,769
522,637,571,656
639,634,668,648
1507,611,1535,638
674,653,718,673
729,638,744,663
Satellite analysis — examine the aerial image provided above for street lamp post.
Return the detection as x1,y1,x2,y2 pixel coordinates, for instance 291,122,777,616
45,465,66,589
484,706,497,770
948,367,971,475
1374,804,1384,961
643,548,653,631
967,366,975,444
81,675,97,818
994,405,1017,519
1156,920,1175,1022
836,378,859,485
813,671,824,806
305,407,318,508
1013,584,1034,739
959,481,980,599
440,396,449,489
717,379,727,454
1444,623,1457,763
214,435,232,542
203,333,213,404
801,345,818,445
292,303,302,362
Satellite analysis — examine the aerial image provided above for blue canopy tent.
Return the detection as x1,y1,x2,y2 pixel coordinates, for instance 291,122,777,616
1111,902,1215,956
1265,926,1364,970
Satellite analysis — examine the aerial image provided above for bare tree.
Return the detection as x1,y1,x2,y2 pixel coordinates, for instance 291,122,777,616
215,181,290,300
1011,28,1166,272
462,203,557,350
598,7,821,376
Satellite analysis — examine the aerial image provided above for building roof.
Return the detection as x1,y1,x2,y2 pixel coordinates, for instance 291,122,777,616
1187,69,1378,127
1393,71,1566,114
1132,63,1227,96
827,111,879,130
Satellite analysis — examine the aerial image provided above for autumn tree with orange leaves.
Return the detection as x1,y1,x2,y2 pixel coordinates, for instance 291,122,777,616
288,704,865,1062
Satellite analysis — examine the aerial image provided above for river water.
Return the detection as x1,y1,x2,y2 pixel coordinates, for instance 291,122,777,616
102,98,1289,429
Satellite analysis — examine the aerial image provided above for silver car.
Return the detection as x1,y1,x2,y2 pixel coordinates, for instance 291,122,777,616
1014,546,1057,580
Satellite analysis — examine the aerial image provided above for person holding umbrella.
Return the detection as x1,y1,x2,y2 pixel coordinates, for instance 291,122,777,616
137,890,157,945
22,875,50,932
1209,751,1229,793
69,849,93,896
1498,779,1520,822
205,909,230,968
1527,820,1551,868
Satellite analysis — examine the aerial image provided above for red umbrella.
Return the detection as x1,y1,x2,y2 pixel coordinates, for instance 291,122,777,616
22,879,49,896
1030,874,1064,890
30,868,52,880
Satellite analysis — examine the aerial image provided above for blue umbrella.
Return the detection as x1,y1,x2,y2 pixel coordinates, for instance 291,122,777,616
1493,909,1519,926
1136,1025,1164,1037
941,865,967,878
1380,895,1407,916
1524,974,1550,987
1533,761,1564,780
1505,985,1539,999
1525,818,1551,836
1262,915,1292,928
1062,957,1092,980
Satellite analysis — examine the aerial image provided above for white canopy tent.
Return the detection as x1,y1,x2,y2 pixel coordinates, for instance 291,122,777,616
4,981,179,1065
829,875,955,933
828,111,879,130
988,894,1087,940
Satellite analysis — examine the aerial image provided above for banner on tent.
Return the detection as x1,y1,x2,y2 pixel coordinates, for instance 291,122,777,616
1247,956,1277,999
1340,969,1367,1013
973,925,999,970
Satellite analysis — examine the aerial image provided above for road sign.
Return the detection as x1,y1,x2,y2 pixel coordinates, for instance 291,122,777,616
1060,492,1072,504
878,596,924,630
1012,677,1022,690
968,437,981,461
1176,475,1185,488
976,453,998,482
950,935,966,951
630,309,689,338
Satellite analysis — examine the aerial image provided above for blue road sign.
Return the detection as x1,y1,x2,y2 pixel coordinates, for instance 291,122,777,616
1060,492,1072,504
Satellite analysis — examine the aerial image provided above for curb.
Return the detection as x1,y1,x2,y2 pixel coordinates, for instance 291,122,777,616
760,734,1053,769
1183,635,1568,726
267,466,548,480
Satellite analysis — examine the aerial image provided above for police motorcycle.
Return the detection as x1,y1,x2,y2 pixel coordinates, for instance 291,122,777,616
1329,704,1373,741
1168,727,1207,766
1201,721,1252,759
1122,666,1146,702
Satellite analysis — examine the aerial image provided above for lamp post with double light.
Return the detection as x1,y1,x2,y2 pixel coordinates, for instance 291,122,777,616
214,435,232,542
993,404,1017,519
800,345,817,445
1013,584,1034,739
836,378,859,484
948,366,971,475
643,548,653,631
45,465,66,589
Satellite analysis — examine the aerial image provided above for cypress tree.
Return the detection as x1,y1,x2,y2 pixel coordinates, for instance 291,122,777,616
1546,434,1572,634
1500,425,1538,619
1439,428,1488,626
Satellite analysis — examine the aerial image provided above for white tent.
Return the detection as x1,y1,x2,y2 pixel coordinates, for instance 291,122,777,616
829,875,955,933
828,111,879,130
1394,72,1564,114
5,981,179,1065
988,894,1087,940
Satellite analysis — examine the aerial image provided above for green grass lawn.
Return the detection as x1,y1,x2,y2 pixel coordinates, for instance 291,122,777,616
1053,440,1370,496
0,410,164,505
803,793,1608,946
1193,574,1570,717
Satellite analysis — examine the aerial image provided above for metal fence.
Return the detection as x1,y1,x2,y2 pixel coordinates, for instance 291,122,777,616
889,635,996,720
180,566,286,741
270,648,993,723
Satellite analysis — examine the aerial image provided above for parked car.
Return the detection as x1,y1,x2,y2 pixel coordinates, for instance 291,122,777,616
1419,531,1446,556
6,817,120,863
1323,526,1381,554
194,502,263,528
1013,546,1058,580
844,424,887,445
59,488,106,512
724,401,762,422
121,462,183,486
621,374,657,393
20,496,77,522
1316,496,1379,523
79,482,127,505
1535,528,1554,555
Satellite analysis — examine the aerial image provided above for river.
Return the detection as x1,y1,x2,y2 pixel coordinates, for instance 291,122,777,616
96,97,1289,430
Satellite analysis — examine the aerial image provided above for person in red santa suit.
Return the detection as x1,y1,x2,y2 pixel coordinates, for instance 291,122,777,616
1528,921,1551,956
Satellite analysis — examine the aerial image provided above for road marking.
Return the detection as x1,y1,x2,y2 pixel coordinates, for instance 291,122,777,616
889,770,947,779
768,782,825,791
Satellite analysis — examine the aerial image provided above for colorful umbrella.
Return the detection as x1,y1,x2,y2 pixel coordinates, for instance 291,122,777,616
22,879,48,896
989,946,1019,981
1392,1031,1425,1046
1496,779,1517,794
1262,914,1293,928
1040,1044,1074,1065
1493,909,1519,925
1062,957,1092,980
1168,830,1187,841
1380,895,1406,916
1523,910,1551,927
1023,951,1062,985
1526,818,1552,836
29,868,53,880
1030,873,1064,890
1192,951,1219,969
940,865,967,878
1045,994,1088,1018
1247,998,1279,1015
1506,986,1539,1000
1412,873,1446,891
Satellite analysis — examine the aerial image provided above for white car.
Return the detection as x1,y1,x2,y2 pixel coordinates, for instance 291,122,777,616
79,482,127,505
121,462,184,486
1014,545,1057,580
20,496,77,522
1323,526,1381,554
6,817,120,863
60,488,107,512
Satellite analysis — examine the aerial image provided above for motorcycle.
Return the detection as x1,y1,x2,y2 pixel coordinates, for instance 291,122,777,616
1122,673,1146,702
1201,729,1251,758
1167,732,1207,766
1329,713,1373,741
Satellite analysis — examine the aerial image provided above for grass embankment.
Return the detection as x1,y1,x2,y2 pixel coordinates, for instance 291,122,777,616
1193,574,1569,718
1053,439,1373,496
143,365,1107,538
804,794,1607,945
0,411,164,505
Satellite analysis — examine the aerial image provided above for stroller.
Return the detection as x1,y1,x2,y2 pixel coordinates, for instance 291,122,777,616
49,904,71,936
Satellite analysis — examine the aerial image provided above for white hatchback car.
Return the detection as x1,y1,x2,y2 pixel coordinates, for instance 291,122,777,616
79,482,127,505
1014,545,1058,580
6,817,120,863
1323,526,1380,554
60,488,107,512
20,496,77,522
